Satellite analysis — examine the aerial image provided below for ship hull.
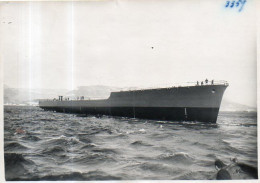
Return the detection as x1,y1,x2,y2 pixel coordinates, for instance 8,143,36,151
41,106,219,122
39,84,227,123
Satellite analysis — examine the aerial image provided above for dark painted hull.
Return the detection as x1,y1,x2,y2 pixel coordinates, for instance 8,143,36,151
41,106,219,123
39,84,228,123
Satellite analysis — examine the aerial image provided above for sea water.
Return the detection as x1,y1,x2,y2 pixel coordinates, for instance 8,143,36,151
4,106,257,180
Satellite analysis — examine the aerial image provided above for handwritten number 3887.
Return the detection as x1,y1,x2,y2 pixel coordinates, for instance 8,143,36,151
225,0,246,12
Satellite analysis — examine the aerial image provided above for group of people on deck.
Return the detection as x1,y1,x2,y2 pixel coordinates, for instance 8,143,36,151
53,96,85,101
197,79,214,86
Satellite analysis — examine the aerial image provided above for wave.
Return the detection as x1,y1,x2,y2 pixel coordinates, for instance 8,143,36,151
80,143,96,149
44,138,68,146
86,127,113,135
241,123,257,127
68,153,116,165
206,153,217,159
5,152,34,166
131,141,152,146
224,145,245,155
82,170,122,180
220,140,245,154
39,118,54,122
42,146,66,155
5,153,35,181
44,125,59,131
192,142,210,148
196,159,215,168
9,171,122,181
138,162,176,174
173,170,215,180
91,148,118,154
5,142,28,151
158,152,194,164
78,135,92,144
44,136,81,146
21,134,41,141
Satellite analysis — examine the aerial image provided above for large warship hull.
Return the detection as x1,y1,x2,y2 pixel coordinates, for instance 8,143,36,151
39,83,228,123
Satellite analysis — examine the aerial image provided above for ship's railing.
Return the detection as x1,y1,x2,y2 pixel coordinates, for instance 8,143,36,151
39,97,108,101
119,80,229,91
186,80,229,87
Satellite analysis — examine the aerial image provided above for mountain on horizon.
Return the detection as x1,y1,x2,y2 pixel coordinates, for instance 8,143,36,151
220,99,256,112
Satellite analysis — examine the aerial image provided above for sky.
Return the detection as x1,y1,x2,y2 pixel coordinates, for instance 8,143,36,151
0,0,257,107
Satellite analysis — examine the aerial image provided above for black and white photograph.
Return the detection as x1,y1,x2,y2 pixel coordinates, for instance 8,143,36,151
1,0,258,181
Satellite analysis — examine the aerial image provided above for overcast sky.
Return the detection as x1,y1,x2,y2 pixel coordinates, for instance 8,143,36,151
1,0,256,107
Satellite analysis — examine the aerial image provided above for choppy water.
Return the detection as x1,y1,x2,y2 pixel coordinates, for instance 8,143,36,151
4,106,257,180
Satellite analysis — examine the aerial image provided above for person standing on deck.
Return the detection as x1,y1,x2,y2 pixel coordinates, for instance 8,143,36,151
205,78,208,84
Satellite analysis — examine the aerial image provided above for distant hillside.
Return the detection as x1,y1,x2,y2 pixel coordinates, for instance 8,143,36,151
67,85,122,99
3,85,257,112
220,99,256,112
4,85,68,105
